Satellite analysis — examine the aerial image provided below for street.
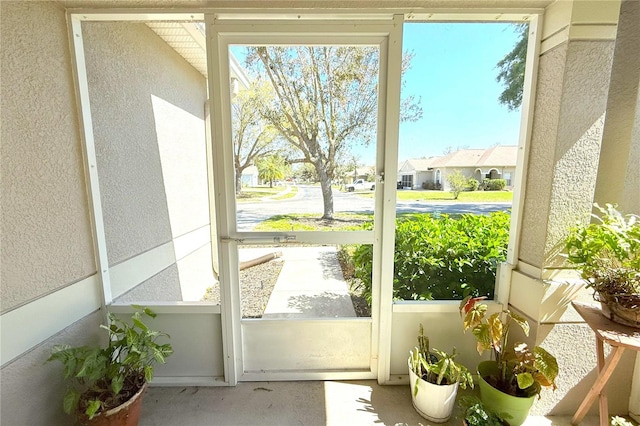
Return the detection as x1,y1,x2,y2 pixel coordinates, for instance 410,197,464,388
236,185,511,231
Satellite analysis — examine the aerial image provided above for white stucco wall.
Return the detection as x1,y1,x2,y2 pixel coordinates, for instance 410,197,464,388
1,311,104,425
82,21,208,266
81,21,212,302
520,40,615,268
0,1,95,313
623,91,640,214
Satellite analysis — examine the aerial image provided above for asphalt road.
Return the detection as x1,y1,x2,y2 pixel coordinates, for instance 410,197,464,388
236,185,511,231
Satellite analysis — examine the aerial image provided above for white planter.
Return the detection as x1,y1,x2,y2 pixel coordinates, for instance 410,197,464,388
408,359,459,423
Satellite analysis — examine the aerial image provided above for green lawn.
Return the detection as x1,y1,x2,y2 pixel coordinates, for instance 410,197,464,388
405,190,512,202
392,190,513,202
236,185,297,201
253,213,372,231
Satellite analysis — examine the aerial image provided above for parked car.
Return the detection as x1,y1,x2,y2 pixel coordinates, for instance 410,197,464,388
345,179,375,192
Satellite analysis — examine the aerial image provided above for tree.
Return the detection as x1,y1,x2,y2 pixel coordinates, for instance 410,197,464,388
443,145,470,155
257,154,288,187
245,46,422,219
231,83,281,194
496,23,529,111
447,170,468,200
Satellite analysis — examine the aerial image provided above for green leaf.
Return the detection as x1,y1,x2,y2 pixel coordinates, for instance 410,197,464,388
86,400,102,420
133,317,148,331
507,310,530,336
111,374,124,395
144,365,154,382
471,324,492,354
516,372,534,389
534,346,559,389
63,389,80,415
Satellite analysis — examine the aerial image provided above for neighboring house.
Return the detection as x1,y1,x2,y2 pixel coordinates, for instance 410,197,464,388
241,165,259,187
398,146,517,191
346,166,375,184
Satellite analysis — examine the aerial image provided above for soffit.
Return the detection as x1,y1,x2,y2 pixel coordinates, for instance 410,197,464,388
146,22,207,77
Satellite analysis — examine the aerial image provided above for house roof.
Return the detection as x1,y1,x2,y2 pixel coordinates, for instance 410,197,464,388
404,145,517,171
146,22,249,86
403,158,434,171
476,145,518,167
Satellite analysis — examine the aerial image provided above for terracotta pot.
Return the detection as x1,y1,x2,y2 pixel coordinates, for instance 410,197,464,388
78,383,147,426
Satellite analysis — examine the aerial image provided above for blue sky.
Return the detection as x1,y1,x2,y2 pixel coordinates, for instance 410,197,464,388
352,22,524,166
230,22,525,167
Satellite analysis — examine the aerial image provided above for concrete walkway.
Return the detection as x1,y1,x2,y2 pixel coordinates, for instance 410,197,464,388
140,380,605,426
240,246,356,318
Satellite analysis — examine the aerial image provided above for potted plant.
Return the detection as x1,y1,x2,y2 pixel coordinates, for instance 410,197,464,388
408,324,473,423
459,296,558,426
459,396,509,426
565,203,640,328
47,306,172,425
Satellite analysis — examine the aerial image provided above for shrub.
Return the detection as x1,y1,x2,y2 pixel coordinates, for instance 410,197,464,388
447,170,469,199
421,182,442,190
466,178,479,191
353,211,510,302
482,179,506,191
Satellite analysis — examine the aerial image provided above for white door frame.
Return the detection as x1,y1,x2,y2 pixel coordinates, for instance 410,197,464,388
205,15,404,384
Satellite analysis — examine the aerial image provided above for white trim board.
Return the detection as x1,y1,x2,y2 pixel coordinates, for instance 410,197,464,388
0,275,101,366
1,225,213,367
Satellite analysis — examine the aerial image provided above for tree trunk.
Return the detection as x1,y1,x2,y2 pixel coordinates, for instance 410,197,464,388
235,171,242,195
315,164,334,220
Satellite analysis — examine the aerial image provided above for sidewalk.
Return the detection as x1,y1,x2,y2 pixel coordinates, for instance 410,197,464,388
257,246,356,318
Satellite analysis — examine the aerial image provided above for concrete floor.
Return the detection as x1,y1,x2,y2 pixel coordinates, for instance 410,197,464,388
139,380,607,426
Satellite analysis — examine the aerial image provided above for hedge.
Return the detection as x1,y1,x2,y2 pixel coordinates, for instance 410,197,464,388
352,211,510,301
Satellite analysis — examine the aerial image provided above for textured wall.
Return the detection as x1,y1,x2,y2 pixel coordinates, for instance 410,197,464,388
152,94,209,238
0,1,96,313
0,310,104,426
519,44,567,267
115,264,182,302
519,41,615,268
82,22,207,265
622,90,640,214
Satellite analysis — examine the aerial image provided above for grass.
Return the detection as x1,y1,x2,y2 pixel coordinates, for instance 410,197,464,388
236,185,297,201
357,190,513,202
253,213,372,232
398,190,513,202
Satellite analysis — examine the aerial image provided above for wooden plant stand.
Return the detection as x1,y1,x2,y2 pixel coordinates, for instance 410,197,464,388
571,301,640,426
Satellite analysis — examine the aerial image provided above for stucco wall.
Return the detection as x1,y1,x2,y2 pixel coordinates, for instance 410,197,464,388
519,40,615,268
622,90,640,214
0,1,95,313
116,264,182,302
1,311,104,426
82,21,208,266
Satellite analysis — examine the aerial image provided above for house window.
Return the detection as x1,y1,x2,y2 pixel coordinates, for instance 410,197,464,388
504,172,512,186
401,175,413,188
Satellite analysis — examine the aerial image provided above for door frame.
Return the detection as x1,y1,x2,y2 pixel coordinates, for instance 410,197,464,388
206,14,403,384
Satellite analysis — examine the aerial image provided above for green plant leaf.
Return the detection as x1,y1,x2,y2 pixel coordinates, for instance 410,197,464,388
516,372,534,389
471,323,492,354
86,399,102,420
487,312,503,351
534,346,559,389
111,374,124,395
63,389,80,415
144,365,154,382
507,309,530,336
